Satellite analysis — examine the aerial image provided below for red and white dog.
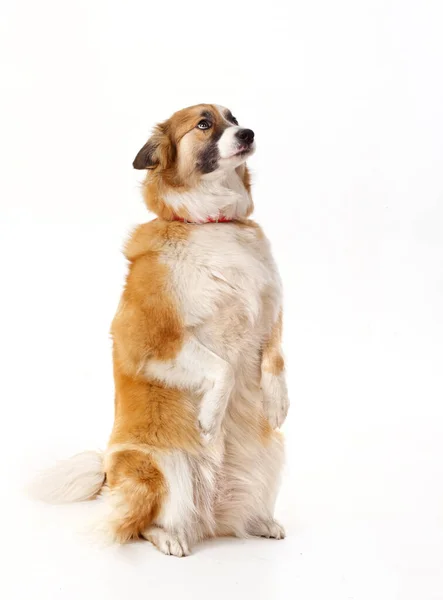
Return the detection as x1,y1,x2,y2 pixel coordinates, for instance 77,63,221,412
34,104,289,557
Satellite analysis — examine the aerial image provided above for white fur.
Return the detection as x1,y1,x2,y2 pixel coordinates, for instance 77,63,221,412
163,223,282,330
189,444,222,536
217,124,242,158
261,371,290,429
154,452,195,532
29,450,104,503
139,451,197,555
163,169,252,223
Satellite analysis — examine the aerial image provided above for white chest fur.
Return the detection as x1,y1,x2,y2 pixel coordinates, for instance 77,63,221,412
161,223,282,364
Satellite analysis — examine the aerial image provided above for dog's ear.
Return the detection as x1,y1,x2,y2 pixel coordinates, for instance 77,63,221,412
133,126,174,170
133,138,160,170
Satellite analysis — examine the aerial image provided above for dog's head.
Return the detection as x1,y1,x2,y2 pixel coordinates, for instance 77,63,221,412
133,104,254,221
133,104,255,176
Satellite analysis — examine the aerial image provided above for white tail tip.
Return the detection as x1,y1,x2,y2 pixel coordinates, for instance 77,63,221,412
29,450,105,504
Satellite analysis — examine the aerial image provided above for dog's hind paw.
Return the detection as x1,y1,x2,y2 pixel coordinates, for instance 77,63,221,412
142,526,191,557
249,518,286,540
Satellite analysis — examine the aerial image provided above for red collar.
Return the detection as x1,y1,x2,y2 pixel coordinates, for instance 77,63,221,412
172,215,233,224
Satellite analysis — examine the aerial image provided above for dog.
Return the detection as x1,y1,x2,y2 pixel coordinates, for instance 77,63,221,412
32,104,289,556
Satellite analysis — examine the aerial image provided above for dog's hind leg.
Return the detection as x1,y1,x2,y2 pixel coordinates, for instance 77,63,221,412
243,428,286,540
105,447,198,556
104,448,166,543
141,451,197,557
215,412,285,540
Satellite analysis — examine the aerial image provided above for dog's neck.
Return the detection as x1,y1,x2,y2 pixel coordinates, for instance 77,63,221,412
162,169,253,223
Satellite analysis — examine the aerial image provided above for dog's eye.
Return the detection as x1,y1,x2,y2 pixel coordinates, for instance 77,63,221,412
231,116,239,126
197,119,211,130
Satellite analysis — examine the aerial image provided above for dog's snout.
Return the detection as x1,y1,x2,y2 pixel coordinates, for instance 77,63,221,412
236,128,255,144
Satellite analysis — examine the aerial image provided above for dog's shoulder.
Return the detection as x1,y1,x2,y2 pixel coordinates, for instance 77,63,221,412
124,219,190,262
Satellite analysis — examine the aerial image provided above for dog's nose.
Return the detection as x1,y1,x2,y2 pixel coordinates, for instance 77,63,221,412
236,128,255,144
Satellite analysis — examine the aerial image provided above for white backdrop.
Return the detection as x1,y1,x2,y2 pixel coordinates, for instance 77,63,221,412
1,1,443,599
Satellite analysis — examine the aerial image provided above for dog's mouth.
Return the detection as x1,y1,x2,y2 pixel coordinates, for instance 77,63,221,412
231,143,255,158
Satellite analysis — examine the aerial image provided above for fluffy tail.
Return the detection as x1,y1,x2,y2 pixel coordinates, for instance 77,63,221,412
29,450,105,503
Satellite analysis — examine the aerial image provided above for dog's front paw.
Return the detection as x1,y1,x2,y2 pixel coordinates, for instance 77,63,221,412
198,421,220,445
261,372,289,429
198,405,223,445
